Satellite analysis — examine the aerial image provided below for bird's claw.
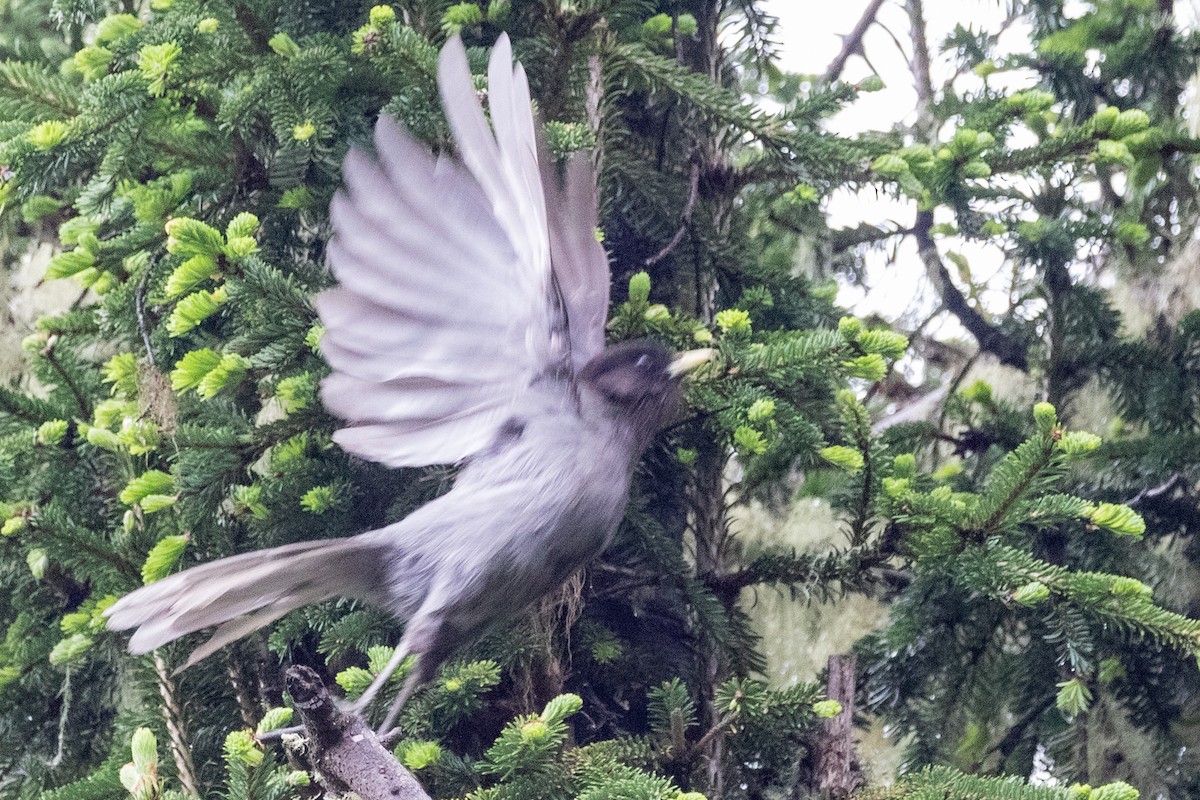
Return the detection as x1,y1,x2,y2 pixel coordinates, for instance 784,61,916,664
256,724,305,742
376,724,403,745
335,697,398,738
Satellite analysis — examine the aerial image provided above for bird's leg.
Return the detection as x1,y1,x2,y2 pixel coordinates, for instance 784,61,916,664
370,604,448,734
344,641,411,716
375,661,427,737
375,623,454,736
256,724,304,742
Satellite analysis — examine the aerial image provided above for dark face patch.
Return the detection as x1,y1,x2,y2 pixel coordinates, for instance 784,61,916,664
578,341,677,407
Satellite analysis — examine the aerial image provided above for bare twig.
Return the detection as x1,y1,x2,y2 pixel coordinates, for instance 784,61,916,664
873,384,949,432
905,0,936,135
1124,473,1183,507
688,711,733,762
822,0,890,84
874,19,909,66
645,162,701,266
49,667,70,767
914,212,1028,370
901,3,1026,369
934,348,981,436
135,268,157,366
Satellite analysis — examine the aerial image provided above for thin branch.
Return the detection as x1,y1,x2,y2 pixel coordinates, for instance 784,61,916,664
40,336,92,416
645,161,701,266
849,417,874,547
49,667,69,767
873,384,948,432
986,703,1043,766
905,0,936,136
1124,472,1182,506
822,0,890,84
934,348,981,435
914,212,1028,370
909,304,947,342
874,20,908,68
153,653,200,797
688,713,732,762
135,268,157,367
827,222,909,252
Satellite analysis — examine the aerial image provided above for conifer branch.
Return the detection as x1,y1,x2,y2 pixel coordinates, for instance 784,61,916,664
285,665,431,800
33,510,141,583
976,433,1058,536
153,653,200,797
0,61,80,119
987,126,1098,173
0,385,57,425
960,543,1200,653
861,765,1126,799
607,41,872,171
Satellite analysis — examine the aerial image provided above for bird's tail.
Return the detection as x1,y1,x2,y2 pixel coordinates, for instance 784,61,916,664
105,536,385,671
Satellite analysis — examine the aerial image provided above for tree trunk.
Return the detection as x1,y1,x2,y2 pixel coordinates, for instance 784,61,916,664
816,654,862,799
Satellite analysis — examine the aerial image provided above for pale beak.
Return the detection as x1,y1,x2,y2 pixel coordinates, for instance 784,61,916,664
667,348,716,378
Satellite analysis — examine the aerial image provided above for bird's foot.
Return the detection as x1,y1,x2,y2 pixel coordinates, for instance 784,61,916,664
256,724,305,742
335,694,376,720
377,724,404,746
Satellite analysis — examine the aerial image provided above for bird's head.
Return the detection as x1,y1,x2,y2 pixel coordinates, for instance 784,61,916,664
578,341,714,443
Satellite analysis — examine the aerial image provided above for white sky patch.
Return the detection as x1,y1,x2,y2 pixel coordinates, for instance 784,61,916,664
757,2,1048,342
761,1,1200,336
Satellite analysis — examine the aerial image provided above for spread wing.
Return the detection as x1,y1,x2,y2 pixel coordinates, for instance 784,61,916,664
317,34,608,468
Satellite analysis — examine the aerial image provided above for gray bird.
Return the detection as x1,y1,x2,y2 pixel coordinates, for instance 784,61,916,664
106,34,712,731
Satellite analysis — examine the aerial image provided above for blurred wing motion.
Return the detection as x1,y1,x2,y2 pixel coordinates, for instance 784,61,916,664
318,34,609,467
543,143,609,373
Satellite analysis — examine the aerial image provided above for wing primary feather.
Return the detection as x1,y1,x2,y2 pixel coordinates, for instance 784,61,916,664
541,147,610,370
438,36,506,204
321,35,596,469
